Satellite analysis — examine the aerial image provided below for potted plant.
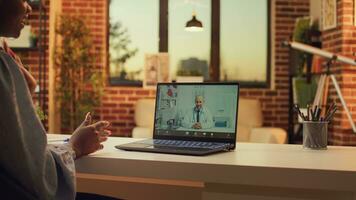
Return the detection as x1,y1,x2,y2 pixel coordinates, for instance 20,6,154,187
54,15,104,132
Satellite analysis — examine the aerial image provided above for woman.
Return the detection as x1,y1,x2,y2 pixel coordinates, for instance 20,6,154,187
0,0,112,199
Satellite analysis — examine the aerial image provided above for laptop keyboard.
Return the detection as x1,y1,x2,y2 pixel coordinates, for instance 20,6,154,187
139,139,229,149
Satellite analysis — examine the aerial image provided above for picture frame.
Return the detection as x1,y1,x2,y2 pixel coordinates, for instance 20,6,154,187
143,53,170,88
322,0,337,30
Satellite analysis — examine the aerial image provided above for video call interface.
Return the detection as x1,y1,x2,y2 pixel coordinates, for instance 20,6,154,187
154,84,239,139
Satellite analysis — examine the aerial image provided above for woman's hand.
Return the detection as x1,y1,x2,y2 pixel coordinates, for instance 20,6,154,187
2,40,37,95
69,112,111,159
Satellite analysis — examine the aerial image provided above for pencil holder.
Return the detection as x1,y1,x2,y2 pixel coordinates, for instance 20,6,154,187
302,121,328,150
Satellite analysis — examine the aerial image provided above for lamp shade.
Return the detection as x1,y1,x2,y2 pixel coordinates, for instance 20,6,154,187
185,14,203,32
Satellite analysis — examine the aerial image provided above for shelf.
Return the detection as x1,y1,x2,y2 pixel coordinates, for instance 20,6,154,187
12,47,39,52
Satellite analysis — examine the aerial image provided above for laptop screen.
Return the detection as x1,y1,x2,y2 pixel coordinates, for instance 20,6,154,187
153,83,239,142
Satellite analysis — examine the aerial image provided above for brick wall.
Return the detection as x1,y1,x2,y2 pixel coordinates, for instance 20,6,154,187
22,0,311,138
322,0,356,145
100,88,156,135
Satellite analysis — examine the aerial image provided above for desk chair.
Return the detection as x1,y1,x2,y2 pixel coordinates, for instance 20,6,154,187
132,98,155,138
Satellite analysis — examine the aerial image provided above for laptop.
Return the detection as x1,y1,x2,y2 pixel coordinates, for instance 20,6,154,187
116,82,239,156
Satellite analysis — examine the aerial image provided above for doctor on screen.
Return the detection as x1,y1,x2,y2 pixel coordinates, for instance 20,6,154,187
182,95,214,129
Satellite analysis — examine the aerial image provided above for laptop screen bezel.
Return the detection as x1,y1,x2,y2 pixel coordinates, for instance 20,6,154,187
153,82,239,148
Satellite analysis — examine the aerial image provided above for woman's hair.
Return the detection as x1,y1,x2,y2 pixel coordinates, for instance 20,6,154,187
0,0,3,7
0,0,3,16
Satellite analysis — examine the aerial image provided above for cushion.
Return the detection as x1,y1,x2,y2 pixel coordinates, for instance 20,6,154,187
238,98,263,127
134,99,155,128
236,125,251,142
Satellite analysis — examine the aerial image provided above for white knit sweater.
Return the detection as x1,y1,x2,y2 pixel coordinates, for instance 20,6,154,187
0,48,76,200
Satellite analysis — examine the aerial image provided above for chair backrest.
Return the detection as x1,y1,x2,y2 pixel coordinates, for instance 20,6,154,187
237,98,263,142
238,98,263,127
134,98,155,128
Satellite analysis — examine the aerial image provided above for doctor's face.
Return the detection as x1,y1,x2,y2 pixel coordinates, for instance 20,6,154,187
0,0,32,38
195,96,204,109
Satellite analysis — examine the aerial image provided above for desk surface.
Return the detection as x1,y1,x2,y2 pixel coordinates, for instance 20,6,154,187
48,134,356,192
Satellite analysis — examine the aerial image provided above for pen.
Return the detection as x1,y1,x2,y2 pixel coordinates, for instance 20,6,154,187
294,104,306,121
48,138,70,143
310,106,315,121
315,107,321,121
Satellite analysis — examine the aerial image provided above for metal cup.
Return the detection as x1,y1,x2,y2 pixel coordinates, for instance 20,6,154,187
302,121,328,150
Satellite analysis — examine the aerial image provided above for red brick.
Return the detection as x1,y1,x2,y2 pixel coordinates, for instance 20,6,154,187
111,109,127,114
136,90,150,96
120,90,134,95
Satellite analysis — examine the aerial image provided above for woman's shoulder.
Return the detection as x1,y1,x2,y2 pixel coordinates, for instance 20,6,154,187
0,49,16,83
0,48,10,61
0,49,10,70
0,49,8,66
0,49,16,68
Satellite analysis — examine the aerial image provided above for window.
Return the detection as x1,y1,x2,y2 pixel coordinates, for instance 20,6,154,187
109,0,159,86
220,0,269,85
169,0,211,81
108,0,270,87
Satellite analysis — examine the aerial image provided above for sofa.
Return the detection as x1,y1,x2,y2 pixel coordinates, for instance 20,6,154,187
132,98,287,144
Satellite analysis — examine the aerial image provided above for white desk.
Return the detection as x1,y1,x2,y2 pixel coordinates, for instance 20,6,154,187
48,134,356,200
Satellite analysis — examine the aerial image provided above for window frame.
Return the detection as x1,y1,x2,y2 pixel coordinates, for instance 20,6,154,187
107,0,271,88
